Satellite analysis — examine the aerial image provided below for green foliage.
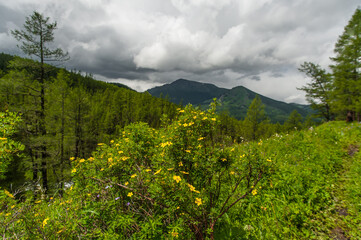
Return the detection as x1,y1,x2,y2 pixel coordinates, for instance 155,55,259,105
0,111,23,179
284,110,303,132
298,62,333,121
330,8,361,119
242,95,269,141
1,111,361,239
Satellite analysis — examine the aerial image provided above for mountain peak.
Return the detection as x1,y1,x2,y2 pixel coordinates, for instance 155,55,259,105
147,79,312,123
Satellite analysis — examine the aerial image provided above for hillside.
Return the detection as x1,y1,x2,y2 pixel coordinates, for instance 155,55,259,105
148,79,313,123
2,109,360,238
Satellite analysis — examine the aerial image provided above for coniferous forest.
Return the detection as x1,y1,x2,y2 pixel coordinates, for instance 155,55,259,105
1,8,361,240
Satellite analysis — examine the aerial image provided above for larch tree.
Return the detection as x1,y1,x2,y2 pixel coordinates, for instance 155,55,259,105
298,62,333,121
330,8,361,121
11,11,68,193
243,95,268,141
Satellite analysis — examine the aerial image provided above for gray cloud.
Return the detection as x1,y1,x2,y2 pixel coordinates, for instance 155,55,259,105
0,0,360,103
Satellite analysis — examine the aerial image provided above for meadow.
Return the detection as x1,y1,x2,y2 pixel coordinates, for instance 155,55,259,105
1,105,361,239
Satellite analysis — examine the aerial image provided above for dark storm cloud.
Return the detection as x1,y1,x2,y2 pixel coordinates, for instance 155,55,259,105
1,0,360,103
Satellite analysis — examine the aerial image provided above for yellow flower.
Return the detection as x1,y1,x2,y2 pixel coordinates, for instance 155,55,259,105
180,171,189,174
171,231,179,238
131,174,137,178
79,159,85,163
110,140,114,144
185,150,191,153
118,151,123,154
187,184,200,193
0,137,7,141
11,205,15,209
4,189,14,198
183,123,189,127
154,169,162,175
230,171,235,175
178,162,183,167
100,168,104,171
252,189,257,196
197,137,204,141
69,157,75,161
173,175,181,183
71,168,76,173
160,141,173,148
145,169,152,172
221,158,227,162
267,159,272,162
42,218,49,228
97,143,104,146
211,118,216,121
57,229,63,234
195,198,202,206
125,182,129,186
179,109,185,113
127,192,133,197
202,117,208,120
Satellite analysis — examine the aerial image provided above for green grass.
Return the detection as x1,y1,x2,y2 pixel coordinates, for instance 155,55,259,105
215,121,361,239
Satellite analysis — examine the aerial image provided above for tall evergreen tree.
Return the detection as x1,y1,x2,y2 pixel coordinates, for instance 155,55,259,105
298,62,333,121
330,8,361,121
11,11,69,193
243,95,268,141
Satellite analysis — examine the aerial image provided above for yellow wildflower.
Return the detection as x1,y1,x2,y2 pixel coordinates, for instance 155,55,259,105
211,118,216,121
173,175,181,183
79,159,85,163
221,158,227,162
198,137,204,141
4,189,14,198
202,117,208,120
195,198,202,206
97,143,104,146
230,171,235,175
42,218,49,228
252,189,257,196
131,174,137,178
179,109,185,113
178,162,183,167
127,192,133,197
185,150,191,153
145,169,152,172
69,157,75,161
71,168,76,173
57,230,63,234
171,231,179,238
267,159,272,162
100,168,104,171
125,182,129,186
154,169,162,175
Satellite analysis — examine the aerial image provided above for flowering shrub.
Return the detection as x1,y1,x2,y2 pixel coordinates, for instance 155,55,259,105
63,103,270,239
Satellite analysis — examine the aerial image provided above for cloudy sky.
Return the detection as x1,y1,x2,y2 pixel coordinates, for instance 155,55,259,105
0,0,360,103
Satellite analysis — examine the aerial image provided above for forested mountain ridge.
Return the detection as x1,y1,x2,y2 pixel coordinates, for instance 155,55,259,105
148,79,313,123
0,52,180,191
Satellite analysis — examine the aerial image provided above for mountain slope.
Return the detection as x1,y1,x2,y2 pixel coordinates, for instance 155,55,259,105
147,79,313,123
147,79,228,105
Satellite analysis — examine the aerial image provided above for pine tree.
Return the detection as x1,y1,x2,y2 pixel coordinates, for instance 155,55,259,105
330,8,361,121
11,11,69,193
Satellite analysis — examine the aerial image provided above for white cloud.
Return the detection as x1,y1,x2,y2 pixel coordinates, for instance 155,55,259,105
1,0,360,103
